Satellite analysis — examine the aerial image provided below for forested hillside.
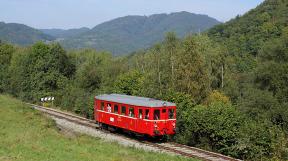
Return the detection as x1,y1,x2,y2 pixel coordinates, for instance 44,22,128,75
61,12,221,55
207,0,288,124
0,0,287,160
0,22,54,45
208,0,287,56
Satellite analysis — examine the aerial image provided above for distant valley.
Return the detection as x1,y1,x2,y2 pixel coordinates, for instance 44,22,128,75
40,27,90,39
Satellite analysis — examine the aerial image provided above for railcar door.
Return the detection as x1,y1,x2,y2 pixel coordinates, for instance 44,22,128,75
94,99,98,121
161,108,168,120
120,105,127,129
142,109,151,135
162,108,168,134
137,108,144,133
98,101,105,123
128,106,136,131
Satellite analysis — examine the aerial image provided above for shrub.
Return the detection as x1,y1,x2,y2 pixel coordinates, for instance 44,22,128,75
175,102,243,156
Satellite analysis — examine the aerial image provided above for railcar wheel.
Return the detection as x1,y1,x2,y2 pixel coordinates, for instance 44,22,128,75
160,135,168,142
152,135,167,142
108,126,118,132
100,123,108,130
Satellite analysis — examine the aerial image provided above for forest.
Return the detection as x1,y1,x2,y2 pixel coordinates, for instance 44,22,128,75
0,0,287,160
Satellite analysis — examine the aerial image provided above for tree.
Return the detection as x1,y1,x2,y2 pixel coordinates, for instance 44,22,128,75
8,42,75,101
256,37,288,102
175,35,211,102
163,32,179,88
114,70,145,96
76,61,102,92
0,43,14,92
204,90,231,105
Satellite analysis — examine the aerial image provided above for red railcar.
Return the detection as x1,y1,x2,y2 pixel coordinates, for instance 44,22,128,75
94,94,176,137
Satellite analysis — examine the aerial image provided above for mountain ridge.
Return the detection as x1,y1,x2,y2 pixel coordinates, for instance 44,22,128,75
61,11,221,55
0,11,221,55
0,22,54,45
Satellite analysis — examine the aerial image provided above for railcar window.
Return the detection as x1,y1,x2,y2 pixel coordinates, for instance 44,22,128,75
107,103,112,112
121,106,126,115
114,105,119,114
145,109,149,119
138,109,143,119
129,107,134,117
169,109,175,119
154,110,160,120
100,102,104,110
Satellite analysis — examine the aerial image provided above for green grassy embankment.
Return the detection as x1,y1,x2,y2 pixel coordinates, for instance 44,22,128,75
0,95,198,161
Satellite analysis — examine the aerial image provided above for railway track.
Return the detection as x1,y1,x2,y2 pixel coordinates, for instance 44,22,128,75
149,142,240,161
27,103,241,161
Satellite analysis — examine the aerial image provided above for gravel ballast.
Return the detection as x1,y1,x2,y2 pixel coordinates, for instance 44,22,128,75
51,116,174,154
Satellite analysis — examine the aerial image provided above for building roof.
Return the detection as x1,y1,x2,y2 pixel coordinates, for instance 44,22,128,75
95,94,176,107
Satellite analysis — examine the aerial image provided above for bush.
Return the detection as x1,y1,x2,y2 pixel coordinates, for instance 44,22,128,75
235,120,287,160
113,70,145,96
204,90,231,105
175,102,243,156
175,100,287,160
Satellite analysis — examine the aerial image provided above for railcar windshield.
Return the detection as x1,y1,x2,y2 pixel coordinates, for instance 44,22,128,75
100,102,104,110
169,109,175,119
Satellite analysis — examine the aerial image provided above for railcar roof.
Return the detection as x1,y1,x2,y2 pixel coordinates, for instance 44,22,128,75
95,94,176,107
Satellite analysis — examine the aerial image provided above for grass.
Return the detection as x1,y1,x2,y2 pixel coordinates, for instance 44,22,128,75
0,95,199,161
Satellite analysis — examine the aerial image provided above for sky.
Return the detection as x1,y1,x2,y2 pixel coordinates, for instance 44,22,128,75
0,0,265,29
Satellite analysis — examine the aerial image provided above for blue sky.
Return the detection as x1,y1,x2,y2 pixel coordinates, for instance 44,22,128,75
0,0,264,29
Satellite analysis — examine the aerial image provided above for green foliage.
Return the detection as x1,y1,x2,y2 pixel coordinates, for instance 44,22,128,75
204,90,230,105
76,61,102,92
175,102,287,160
0,43,14,92
205,1,288,159
235,120,287,160
255,37,288,103
175,103,243,156
114,70,145,96
162,90,195,106
8,42,75,102
127,34,222,103
237,87,280,119
75,53,108,92
208,0,287,57
175,35,211,102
